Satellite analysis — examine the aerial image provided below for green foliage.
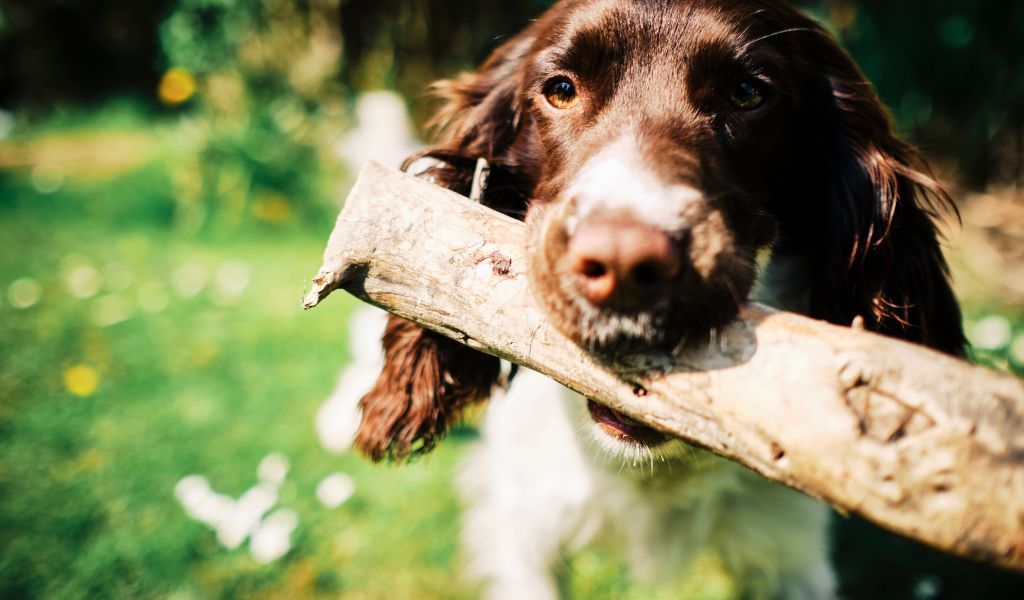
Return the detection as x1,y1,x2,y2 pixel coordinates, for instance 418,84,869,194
166,98,340,234
160,0,267,76
157,0,346,233
821,1,1024,188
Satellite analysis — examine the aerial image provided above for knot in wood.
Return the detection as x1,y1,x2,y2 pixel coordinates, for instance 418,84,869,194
839,355,934,443
487,251,512,276
838,357,875,392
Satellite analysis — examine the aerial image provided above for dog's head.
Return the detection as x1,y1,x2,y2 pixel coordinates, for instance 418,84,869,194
438,0,959,358
523,0,790,355
356,0,966,461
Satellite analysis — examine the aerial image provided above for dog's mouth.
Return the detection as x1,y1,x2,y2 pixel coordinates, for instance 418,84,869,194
586,399,668,446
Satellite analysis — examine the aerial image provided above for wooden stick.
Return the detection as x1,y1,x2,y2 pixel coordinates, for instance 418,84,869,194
304,161,1024,571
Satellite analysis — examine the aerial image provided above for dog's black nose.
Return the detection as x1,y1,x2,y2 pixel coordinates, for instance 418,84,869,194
567,217,680,311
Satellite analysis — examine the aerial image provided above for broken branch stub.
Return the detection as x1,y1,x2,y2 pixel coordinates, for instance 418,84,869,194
305,161,1024,571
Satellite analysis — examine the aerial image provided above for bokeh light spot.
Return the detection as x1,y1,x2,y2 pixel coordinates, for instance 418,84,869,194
172,263,209,299
30,163,65,194
8,277,42,309
66,265,103,299
92,294,135,327
970,315,1012,351
138,281,171,313
939,16,973,49
103,262,135,292
159,68,197,105
65,365,99,397
253,194,293,223
829,4,856,31
212,260,252,306
1010,334,1024,367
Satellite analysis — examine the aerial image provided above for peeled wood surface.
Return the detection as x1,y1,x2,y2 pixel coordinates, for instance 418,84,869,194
304,161,1024,571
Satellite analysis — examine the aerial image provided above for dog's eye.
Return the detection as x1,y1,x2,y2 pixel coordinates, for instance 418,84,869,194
729,79,766,111
543,77,579,110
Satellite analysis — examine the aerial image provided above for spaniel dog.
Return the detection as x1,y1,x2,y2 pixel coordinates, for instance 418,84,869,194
351,0,966,597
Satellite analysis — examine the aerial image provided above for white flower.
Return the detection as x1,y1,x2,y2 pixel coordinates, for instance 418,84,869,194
258,453,290,487
316,473,356,509
250,508,299,564
216,483,278,550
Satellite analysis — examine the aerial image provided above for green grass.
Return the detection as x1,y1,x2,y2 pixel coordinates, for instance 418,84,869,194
0,150,480,599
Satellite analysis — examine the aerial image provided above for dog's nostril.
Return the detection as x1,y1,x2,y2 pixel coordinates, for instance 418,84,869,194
630,261,664,287
580,259,608,279
579,267,616,306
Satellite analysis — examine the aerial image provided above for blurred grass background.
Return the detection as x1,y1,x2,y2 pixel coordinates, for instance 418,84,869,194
0,0,1022,598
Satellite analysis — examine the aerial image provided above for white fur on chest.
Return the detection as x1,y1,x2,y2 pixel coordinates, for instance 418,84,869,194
460,369,835,598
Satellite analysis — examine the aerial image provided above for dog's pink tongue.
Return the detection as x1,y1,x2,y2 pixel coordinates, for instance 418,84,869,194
586,400,668,446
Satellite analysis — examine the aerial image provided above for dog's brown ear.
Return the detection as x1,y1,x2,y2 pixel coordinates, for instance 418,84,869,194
355,25,544,462
403,19,543,219
795,19,967,356
355,315,501,462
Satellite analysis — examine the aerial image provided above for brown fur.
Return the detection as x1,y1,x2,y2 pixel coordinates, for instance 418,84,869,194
355,315,500,462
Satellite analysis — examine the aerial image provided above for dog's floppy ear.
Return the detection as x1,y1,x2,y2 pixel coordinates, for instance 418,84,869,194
800,27,967,356
405,25,541,217
354,29,538,463
355,315,501,462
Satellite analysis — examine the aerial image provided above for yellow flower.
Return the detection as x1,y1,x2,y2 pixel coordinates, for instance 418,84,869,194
64,365,99,397
159,68,197,105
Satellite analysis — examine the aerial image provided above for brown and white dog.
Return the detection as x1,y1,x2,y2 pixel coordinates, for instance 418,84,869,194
350,0,966,597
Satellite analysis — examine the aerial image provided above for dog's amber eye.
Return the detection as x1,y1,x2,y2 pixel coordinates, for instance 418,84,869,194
729,79,766,110
543,77,579,110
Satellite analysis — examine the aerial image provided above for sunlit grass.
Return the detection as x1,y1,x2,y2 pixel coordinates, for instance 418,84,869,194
0,146,476,598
